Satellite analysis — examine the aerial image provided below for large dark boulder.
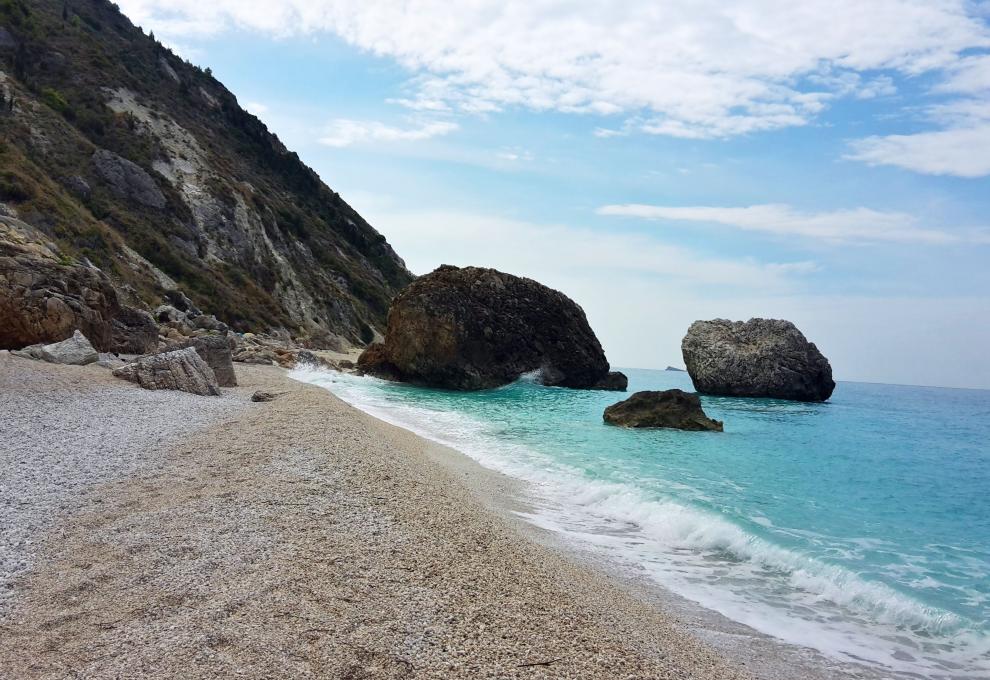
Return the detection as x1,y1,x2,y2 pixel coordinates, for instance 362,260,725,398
681,318,835,402
603,389,723,431
370,265,623,390
110,306,159,354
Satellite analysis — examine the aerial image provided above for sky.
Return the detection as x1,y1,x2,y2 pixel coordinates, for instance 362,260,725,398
116,1,990,389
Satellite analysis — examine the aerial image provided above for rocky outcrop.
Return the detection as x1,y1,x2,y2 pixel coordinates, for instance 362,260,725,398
681,318,835,402
110,306,159,354
165,336,237,387
90,149,167,209
369,265,622,391
13,330,99,366
0,216,119,351
356,342,402,381
603,390,723,431
593,371,629,391
112,347,221,396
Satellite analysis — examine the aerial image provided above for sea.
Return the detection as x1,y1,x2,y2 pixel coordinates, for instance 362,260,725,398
291,366,990,678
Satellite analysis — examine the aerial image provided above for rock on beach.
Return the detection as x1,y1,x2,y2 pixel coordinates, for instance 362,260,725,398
113,347,221,396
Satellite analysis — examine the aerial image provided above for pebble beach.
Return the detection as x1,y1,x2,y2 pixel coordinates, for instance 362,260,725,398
0,355,756,679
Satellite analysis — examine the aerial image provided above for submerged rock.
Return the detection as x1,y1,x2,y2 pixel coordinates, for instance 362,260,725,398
681,318,835,402
370,265,622,391
603,389,723,431
112,347,220,396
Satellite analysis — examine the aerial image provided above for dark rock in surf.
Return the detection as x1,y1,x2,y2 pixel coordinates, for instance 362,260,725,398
367,265,621,391
681,318,835,402
603,389,723,431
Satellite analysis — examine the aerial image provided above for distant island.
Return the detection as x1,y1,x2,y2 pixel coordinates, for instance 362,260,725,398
665,366,686,372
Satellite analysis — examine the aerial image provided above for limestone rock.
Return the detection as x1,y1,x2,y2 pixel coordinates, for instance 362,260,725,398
356,342,401,381
603,390,723,431
372,265,617,390
110,306,159,354
113,347,221,396
592,371,629,391
251,391,276,402
165,335,237,387
681,318,835,402
91,149,166,209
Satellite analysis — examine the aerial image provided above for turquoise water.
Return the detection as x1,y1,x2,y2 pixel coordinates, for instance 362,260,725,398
294,367,990,677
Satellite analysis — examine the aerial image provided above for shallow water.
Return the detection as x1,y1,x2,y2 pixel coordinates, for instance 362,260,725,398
294,367,990,678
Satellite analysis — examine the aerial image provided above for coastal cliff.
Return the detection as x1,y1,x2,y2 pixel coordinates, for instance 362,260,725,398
0,0,411,348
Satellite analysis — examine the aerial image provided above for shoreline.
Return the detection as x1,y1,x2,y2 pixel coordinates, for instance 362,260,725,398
0,357,860,678
294,368,893,680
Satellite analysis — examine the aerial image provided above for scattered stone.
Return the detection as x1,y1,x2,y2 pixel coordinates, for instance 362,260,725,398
96,352,126,369
90,149,166,209
603,390,723,431
250,391,276,402
191,314,228,334
110,306,159,354
163,289,200,315
232,347,277,365
371,265,619,390
681,318,835,402
338,359,355,370
112,347,220,396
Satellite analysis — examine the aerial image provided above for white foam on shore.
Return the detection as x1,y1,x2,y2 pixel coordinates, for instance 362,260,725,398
294,368,990,677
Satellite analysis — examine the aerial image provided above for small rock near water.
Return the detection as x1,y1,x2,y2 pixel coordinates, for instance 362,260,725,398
112,347,221,396
603,389,723,431
681,318,835,402
251,391,276,402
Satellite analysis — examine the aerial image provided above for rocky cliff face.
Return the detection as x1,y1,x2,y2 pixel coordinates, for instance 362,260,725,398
681,318,835,402
0,0,411,348
362,265,624,390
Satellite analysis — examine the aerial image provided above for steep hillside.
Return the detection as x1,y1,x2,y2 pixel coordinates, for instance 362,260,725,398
0,0,412,348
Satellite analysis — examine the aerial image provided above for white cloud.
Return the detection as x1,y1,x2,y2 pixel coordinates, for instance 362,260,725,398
598,203,972,245
365,209,814,291
846,125,990,178
245,101,268,115
495,148,534,162
318,119,458,147
118,1,990,139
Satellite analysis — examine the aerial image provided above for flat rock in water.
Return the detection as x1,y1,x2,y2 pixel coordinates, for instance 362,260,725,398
681,318,835,402
603,389,723,431
113,347,220,396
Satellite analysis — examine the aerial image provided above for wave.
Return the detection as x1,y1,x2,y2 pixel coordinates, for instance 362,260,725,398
293,368,990,676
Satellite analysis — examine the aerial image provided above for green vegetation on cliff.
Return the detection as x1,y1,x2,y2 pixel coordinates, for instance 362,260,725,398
0,0,412,345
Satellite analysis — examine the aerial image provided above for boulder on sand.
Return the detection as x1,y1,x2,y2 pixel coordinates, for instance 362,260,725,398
13,330,99,365
603,389,723,431
681,318,835,402
362,265,626,391
165,335,237,387
112,347,221,396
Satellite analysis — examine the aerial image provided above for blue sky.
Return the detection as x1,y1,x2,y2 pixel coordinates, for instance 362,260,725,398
118,1,990,388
